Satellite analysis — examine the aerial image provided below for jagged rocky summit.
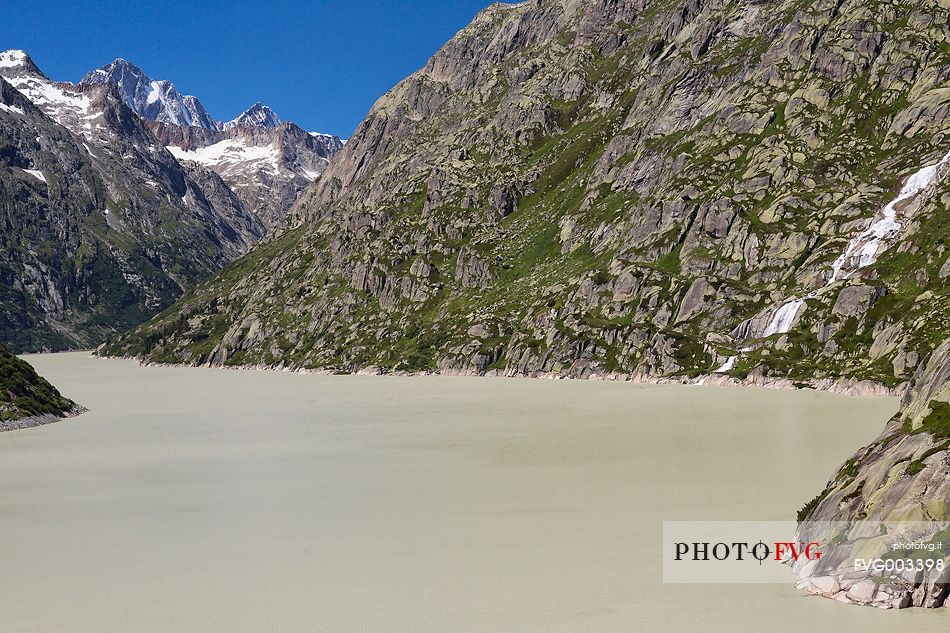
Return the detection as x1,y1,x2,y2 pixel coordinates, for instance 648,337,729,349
0,50,263,352
81,58,220,130
97,0,950,609
0,49,343,353
225,103,281,130
81,59,344,227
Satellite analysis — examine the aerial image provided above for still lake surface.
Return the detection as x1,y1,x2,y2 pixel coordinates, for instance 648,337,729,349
1,352,946,632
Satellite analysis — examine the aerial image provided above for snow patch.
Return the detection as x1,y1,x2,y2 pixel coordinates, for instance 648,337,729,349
298,167,322,181
309,131,345,146
146,81,162,105
22,168,47,183
0,103,24,115
0,49,28,68
15,78,90,113
2,73,94,138
167,139,280,173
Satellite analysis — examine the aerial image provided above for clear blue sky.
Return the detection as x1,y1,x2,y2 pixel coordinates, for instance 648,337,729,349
3,0,500,137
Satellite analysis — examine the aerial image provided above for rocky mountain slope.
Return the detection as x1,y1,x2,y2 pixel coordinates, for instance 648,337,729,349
0,50,264,352
97,0,950,609
793,341,950,608
82,60,344,226
0,344,79,430
104,0,950,389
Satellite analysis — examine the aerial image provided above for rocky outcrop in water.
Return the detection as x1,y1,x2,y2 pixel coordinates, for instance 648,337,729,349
0,343,81,430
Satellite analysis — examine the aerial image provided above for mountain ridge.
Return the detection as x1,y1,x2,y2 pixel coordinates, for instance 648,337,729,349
79,56,344,226
81,58,221,130
0,52,264,352
80,58,337,139
97,0,950,608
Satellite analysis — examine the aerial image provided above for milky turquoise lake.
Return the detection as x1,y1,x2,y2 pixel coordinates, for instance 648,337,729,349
1,353,944,632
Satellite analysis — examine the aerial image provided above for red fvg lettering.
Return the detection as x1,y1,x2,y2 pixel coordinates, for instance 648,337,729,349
774,542,822,561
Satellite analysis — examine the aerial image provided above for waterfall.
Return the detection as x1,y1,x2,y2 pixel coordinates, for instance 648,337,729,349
711,149,950,375
761,299,806,338
828,149,950,283
713,355,736,373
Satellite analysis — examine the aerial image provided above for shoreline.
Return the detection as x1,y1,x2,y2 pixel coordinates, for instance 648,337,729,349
89,352,904,399
0,405,88,433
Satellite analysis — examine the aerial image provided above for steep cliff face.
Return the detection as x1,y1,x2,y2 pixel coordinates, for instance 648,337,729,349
104,0,950,396
0,53,264,352
0,344,78,429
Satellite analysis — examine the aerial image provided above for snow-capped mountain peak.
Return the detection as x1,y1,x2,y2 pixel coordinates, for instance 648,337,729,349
0,49,44,77
309,131,345,146
225,103,281,130
0,49,100,139
0,49,29,68
2,50,344,228
80,59,221,130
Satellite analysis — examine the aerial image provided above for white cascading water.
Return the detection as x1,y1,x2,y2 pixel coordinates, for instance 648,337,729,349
828,149,950,283
761,298,806,338
710,149,950,375
712,355,736,373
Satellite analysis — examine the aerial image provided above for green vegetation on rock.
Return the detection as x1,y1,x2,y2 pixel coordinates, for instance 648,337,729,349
919,401,950,439
0,345,75,422
100,0,950,394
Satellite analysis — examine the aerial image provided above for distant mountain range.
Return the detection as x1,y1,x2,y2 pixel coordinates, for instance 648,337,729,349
80,59,290,133
0,49,342,352
80,58,343,226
